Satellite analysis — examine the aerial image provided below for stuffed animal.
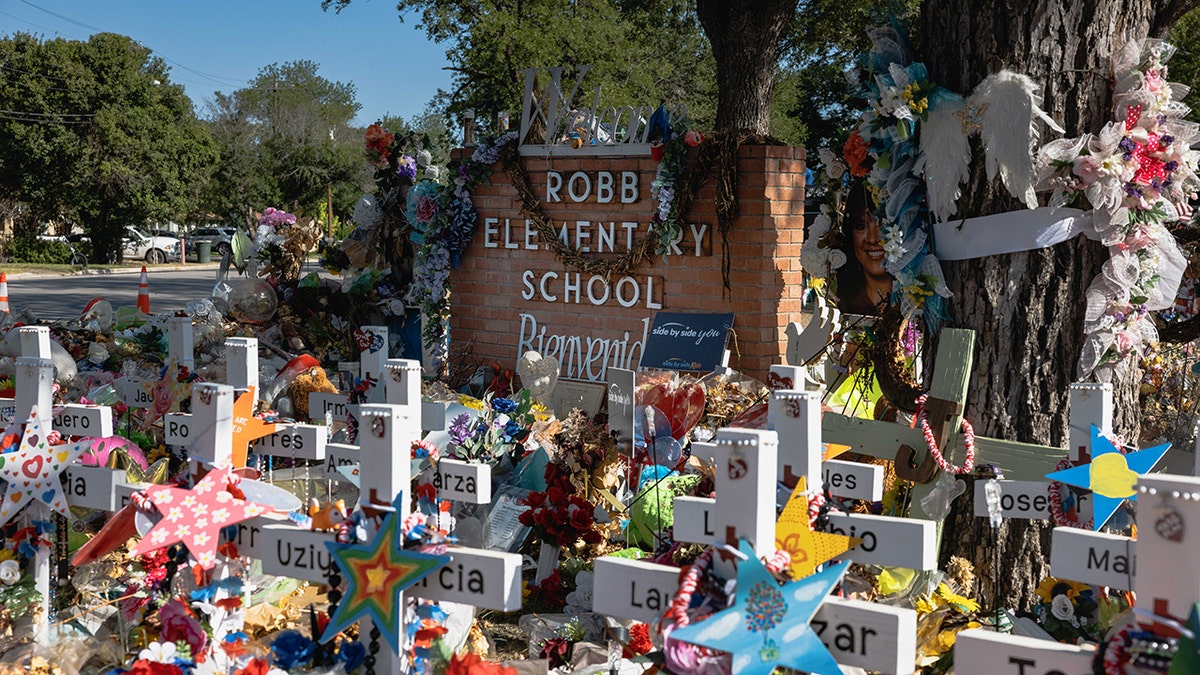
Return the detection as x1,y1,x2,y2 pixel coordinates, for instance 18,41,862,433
308,498,348,532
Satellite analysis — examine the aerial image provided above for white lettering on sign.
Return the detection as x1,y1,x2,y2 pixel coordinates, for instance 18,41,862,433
123,379,153,408
409,547,521,610
814,598,917,675
826,513,937,570
259,525,338,583
954,628,1097,674
972,481,1093,521
517,313,651,383
53,405,113,437
309,392,349,424
545,171,640,204
323,443,359,482
592,557,680,624
0,397,13,423
822,459,884,502
251,424,326,461
1049,527,1135,590
520,270,663,308
164,413,192,446
63,466,122,511
431,459,491,504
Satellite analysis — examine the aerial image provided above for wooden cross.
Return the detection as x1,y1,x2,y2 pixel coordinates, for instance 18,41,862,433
817,328,1076,523
12,327,57,639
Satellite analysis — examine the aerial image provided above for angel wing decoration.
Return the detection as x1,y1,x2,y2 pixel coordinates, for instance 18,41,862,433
967,71,1065,209
919,90,971,222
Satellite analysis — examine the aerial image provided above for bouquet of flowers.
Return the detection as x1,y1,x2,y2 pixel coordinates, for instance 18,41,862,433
446,391,535,462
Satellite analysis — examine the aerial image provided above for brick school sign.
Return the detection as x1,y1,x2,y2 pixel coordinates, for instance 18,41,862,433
447,144,807,383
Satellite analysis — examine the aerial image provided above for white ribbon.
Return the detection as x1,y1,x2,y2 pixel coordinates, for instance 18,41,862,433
931,207,1098,261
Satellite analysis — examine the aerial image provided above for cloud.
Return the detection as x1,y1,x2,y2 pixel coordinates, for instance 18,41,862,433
691,611,743,642
783,622,814,642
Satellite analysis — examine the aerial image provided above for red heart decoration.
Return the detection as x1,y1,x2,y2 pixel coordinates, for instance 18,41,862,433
1156,509,1185,543
637,375,705,441
353,329,372,352
767,372,794,391
21,455,44,478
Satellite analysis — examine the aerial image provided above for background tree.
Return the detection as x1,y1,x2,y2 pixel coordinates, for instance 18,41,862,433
202,60,371,228
323,0,718,136
923,0,1200,610
0,32,215,262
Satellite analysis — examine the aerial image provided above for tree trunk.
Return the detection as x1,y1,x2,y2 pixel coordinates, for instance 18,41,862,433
920,0,1195,611
697,0,796,134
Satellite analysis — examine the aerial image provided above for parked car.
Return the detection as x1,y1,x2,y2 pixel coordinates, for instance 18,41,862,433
67,227,181,264
185,226,238,258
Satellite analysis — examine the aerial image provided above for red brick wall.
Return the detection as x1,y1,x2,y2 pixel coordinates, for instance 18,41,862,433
448,144,806,383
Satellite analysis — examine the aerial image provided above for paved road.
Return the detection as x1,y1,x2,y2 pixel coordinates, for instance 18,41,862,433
4,267,225,320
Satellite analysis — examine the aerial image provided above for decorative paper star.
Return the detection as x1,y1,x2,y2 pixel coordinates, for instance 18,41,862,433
672,540,849,675
823,443,851,462
0,408,89,525
775,477,860,579
1168,603,1200,674
322,492,449,654
1045,425,1169,530
231,386,277,468
132,465,273,568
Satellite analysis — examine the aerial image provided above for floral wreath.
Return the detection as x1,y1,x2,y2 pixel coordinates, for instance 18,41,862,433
805,21,1196,385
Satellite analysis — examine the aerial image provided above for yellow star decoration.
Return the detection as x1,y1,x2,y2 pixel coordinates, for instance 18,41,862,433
823,443,851,461
775,477,861,579
230,386,277,468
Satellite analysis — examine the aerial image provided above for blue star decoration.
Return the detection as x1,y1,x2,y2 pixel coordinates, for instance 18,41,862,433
321,492,449,655
671,539,850,675
1045,425,1170,531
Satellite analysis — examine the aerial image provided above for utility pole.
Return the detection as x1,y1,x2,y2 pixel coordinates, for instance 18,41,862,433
327,180,334,239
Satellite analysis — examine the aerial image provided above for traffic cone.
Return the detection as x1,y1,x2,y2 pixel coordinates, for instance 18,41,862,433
136,267,150,314
0,273,8,314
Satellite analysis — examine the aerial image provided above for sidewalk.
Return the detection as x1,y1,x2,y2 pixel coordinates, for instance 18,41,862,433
4,261,224,279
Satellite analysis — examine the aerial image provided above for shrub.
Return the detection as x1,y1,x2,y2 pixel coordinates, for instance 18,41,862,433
8,237,72,264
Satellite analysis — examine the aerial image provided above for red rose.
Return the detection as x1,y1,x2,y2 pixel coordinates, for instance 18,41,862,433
126,660,182,675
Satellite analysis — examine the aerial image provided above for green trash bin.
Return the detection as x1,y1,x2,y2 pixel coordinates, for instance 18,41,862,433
196,240,212,263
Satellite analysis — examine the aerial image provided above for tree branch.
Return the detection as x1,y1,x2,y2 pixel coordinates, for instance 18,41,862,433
1153,0,1200,36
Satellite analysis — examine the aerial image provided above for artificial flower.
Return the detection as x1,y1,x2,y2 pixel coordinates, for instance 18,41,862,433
269,629,316,670
627,622,653,655
337,641,366,672
397,155,418,181
446,652,519,675
843,131,871,177
1050,594,1075,621
538,636,573,669
125,660,182,675
364,123,394,157
0,559,19,586
1035,577,1089,603
416,149,433,167
157,600,207,656
137,641,178,664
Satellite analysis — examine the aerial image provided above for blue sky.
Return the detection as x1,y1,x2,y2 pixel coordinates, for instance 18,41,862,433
0,0,453,125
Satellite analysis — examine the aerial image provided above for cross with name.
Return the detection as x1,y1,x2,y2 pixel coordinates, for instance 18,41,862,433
595,418,921,673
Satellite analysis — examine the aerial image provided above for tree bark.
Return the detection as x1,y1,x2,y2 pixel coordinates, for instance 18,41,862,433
697,0,796,134
920,0,1197,611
